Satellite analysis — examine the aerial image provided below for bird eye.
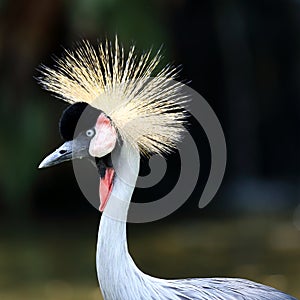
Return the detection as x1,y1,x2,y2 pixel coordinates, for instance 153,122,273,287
86,129,95,137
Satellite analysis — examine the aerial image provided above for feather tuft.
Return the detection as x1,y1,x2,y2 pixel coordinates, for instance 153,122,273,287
38,36,188,155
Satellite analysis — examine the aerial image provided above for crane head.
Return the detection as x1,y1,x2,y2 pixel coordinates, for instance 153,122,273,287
39,102,118,211
39,102,117,168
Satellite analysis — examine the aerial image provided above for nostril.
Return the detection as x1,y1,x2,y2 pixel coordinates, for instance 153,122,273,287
59,149,67,155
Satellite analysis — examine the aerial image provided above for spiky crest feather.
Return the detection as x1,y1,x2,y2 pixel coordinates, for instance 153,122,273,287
39,37,188,155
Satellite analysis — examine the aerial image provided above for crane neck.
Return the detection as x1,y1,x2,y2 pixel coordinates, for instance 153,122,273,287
96,142,143,299
95,143,186,300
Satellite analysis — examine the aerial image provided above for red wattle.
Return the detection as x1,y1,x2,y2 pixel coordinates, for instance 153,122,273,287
99,168,115,212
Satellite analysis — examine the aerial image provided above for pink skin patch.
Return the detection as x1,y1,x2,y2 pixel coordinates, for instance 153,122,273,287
88,113,117,212
89,113,117,158
99,168,115,211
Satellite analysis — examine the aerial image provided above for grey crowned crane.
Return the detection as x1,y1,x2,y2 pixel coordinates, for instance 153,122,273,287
38,38,297,300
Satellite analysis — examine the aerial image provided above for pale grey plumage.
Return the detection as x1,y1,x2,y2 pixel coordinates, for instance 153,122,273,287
96,143,297,300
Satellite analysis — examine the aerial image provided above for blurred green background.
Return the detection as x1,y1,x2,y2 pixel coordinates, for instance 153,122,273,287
0,0,300,299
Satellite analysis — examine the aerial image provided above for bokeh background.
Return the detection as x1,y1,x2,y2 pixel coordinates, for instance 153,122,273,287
1,0,300,299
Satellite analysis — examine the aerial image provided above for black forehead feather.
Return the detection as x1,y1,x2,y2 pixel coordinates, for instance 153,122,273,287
59,102,102,140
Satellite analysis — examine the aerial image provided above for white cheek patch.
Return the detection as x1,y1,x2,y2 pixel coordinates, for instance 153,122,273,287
89,114,117,157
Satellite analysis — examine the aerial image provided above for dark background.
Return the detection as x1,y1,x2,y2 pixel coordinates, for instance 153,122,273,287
0,0,299,299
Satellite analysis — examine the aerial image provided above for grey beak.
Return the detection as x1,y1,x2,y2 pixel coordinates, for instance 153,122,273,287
39,133,92,169
39,141,74,168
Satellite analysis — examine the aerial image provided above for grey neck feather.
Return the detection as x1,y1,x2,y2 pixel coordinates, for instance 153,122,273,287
95,143,191,300
96,143,149,300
